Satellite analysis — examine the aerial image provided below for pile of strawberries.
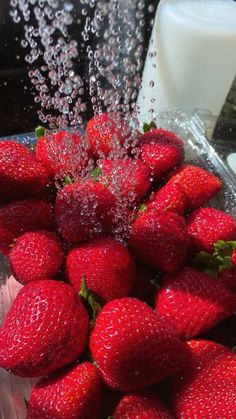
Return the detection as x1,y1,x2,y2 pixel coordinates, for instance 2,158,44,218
0,112,236,418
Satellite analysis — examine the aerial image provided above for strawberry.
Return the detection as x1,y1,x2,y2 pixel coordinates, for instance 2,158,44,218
155,267,236,340
0,141,51,203
187,207,236,253
27,362,102,419
169,164,222,210
0,199,54,255
66,237,136,303
129,210,188,273
146,181,187,215
86,112,129,157
90,297,190,392
9,230,64,285
0,280,89,376
171,340,236,418
218,268,236,292
113,391,174,419
232,250,236,266
137,129,184,177
36,130,91,177
55,180,116,243
95,158,151,206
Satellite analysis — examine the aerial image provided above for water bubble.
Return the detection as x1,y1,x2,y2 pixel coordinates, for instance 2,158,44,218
64,2,73,12
148,4,155,13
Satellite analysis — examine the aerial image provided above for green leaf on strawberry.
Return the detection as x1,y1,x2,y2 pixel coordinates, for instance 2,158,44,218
63,175,74,185
79,276,101,325
194,240,236,277
139,203,147,213
91,167,102,182
35,125,45,139
143,120,157,133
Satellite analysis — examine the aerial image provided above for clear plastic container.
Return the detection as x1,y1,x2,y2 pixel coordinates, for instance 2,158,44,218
0,110,235,419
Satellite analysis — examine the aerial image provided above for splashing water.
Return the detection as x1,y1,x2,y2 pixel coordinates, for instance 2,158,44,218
10,0,146,128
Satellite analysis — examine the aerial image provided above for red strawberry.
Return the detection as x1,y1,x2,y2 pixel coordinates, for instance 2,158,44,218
66,237,136,303
0,199,54,255
232,250,236,266
9,230,64,285
218,268,236,292
155,267,236,340
27,362,102,419
55,180,116,243
0,280,89,376
129,210,188,273
146,181,187,215
96,158,151,205
169,164,222,210
36,130,91,177
171,340,236,418
86,112,129,157
137,129,184,177
90,297,190,392
187,207,236,253
113,392,174,419
0,141,51,203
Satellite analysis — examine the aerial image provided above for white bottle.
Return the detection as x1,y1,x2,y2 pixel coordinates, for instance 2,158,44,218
137,0,236,137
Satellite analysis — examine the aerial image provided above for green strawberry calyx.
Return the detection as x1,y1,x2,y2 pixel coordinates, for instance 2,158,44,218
91,167,103,182
143,120,157,133
35,125,45,139
63,175,74,185
79,276,101,323
194,240,236,278
139,203,147,213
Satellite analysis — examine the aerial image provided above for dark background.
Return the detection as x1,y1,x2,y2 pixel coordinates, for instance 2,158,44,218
0,0,157,136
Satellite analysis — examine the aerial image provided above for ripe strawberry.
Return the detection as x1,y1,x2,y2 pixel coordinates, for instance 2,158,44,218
232,250,236,266
146,181,187,215
66,237,136,303
0,141,51,203
218,268,236,292
171,340,236,418
96,158,151,205
169,164,222,210
113,392,174,419
55,180,116,243
86,112,129,157
0,199,54,255
0,280,89,376
155,267,236,340
27,362,102,419
9,230,64,285
187,207,236,253
137,129,184,177
129,210,188,273
36,130,91,177
90,297,190,392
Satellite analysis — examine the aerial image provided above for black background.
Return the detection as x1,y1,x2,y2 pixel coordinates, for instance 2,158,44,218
0,1,157,136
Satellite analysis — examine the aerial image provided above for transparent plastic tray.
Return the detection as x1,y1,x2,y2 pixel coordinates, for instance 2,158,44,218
0,110,235,419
